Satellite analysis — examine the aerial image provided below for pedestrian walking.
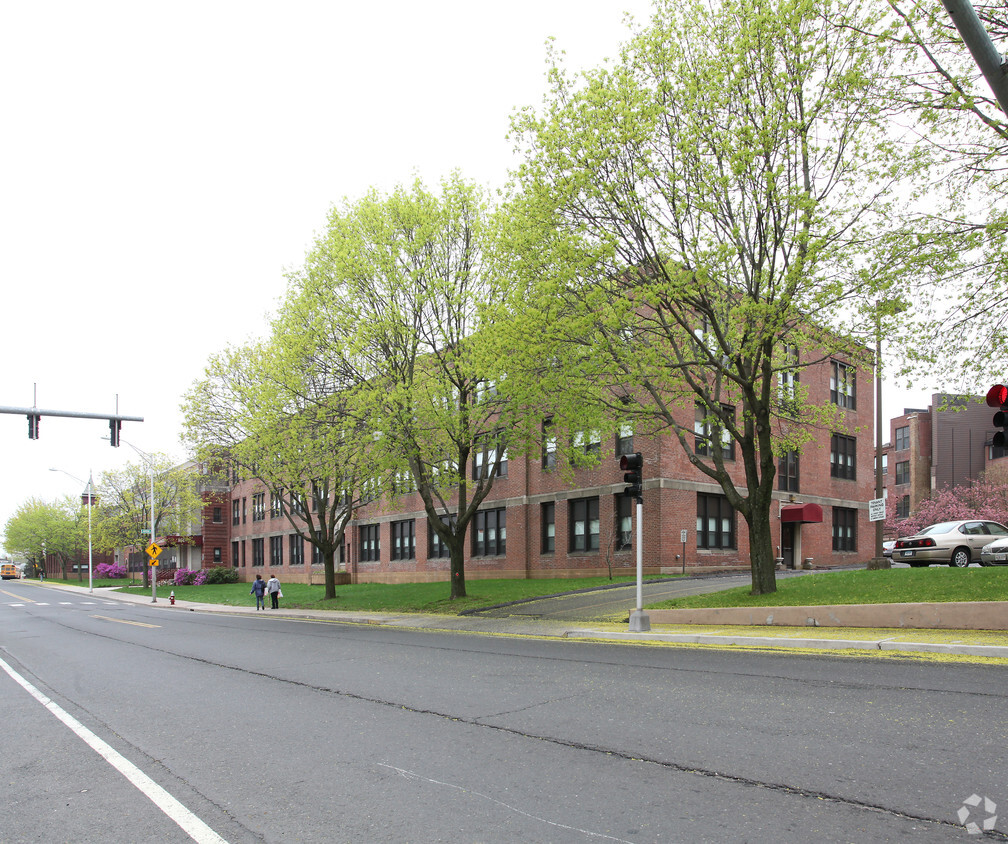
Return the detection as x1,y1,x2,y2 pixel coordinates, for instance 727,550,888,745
266,574,281,609
251,574,266,610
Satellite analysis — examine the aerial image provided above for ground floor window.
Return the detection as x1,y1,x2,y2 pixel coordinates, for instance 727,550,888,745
231,541,240,568
697,493,736,549
289,534,304,566
832,507,857,552
360,524,380,562
251,538,264,566
269,536,283,566
569,497,600,552
616,494,633,551
473,508,506,556
541,502,555,553
392,519,416,560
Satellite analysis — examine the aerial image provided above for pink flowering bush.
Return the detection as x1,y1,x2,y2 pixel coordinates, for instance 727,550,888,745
887,475,1008,537
95,563,128,579
173,568,208,586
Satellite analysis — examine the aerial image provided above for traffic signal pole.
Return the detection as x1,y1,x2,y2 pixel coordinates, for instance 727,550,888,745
620,452,650,632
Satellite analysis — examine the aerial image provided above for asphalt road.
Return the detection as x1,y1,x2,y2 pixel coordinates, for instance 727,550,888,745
2,579,1006,843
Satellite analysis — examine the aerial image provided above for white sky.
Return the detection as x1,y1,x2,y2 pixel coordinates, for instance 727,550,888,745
0,1,934,553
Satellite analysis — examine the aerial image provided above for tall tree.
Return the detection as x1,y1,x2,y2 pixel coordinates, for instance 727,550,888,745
182,335,372,600
876,1,1007,390
283,173,516,599
3,497,82,577
502,0,918,594
93,456,201,587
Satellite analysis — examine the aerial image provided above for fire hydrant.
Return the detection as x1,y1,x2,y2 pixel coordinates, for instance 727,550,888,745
169,591,175,606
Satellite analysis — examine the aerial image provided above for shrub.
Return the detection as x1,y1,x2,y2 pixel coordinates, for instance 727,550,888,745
95,563,128,579
172,568,209,586
202,566,239,584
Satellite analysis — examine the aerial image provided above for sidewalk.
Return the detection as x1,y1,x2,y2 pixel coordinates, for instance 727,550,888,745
79,583,1008,660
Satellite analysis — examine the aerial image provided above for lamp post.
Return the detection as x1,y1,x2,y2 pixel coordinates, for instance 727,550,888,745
50,468,97,593
871,299,905,569
116,440,157,602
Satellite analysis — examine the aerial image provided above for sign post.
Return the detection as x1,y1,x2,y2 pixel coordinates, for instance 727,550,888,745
146,542,161,603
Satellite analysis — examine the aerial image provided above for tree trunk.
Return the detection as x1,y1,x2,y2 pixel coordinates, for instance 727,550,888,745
747,497,778,596
323,547,337,601
449,539,466,599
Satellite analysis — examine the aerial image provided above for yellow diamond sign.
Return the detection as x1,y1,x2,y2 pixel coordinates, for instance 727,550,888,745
146,542,162,561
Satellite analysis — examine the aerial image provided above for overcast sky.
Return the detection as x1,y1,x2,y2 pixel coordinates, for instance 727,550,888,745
0,1,933,554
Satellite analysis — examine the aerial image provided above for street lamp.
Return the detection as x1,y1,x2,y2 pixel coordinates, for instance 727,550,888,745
112,440,158,603
50,468,97,593
872,298,906,569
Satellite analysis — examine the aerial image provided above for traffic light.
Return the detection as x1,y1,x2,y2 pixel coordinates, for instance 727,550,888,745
109,418,121,447
27,413,40,439
620,451,643,500
987,384,1008,448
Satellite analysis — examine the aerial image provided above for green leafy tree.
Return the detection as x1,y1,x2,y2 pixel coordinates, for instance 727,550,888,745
875,1,1008,390
283,173,518,599
502,0,918,594
182,335,373,600
93,456,202,588
3,497,83,577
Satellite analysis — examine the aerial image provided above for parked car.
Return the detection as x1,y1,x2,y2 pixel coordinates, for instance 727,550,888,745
892,520,1008,568
980,537,1008,566
882,540,895,558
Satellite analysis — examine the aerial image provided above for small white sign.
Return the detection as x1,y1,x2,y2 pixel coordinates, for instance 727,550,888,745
680,529,688,543
868,497,886,522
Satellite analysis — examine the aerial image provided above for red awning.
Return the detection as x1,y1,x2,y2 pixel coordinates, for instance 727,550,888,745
781,503,823,524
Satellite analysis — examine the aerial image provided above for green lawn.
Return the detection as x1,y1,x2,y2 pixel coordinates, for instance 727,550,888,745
647,567,1008,609
106,574,669,615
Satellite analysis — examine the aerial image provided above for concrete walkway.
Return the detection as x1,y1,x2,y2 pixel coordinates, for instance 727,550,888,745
63,582,1008,660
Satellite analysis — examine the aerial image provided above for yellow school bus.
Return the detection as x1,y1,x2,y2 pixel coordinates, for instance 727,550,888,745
1,563,19,580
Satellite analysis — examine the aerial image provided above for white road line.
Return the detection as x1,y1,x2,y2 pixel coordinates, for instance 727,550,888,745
0,655,228,844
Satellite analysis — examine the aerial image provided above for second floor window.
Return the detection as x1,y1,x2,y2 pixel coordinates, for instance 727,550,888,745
778,451,799,492
830,434,857,480
542,419,557,471
695,403,735,460
270,491,284,519
616,422,634,458
569,497,600,552
895,425,910,451
232,499,240,526
251,494,265,522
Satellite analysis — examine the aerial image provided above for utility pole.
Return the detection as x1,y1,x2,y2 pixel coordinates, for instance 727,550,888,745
941,0,1008,118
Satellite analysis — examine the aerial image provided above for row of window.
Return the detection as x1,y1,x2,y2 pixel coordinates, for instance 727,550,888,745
229,496,863,565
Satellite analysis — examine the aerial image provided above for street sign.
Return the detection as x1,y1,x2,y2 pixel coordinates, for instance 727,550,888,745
680,529,688,543
141,528,151,535
146,542,162,561
868,497,886,522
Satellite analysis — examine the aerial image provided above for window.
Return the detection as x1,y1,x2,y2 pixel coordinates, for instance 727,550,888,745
473,508,507,556
232,499,240,526
695,403,735,460
541,502,555,553
213,507,222,524
213,546,222,563
313,544,325,566
428,516,455,559
289,534,304,566
359,524,380,562
894,425,910,451
832,507,857,552
778,343,799,410
252,493,265,522
542,419,556,471
310,481,325,512
894,460,910,485
242,497,247,525
569,497,600,552
474,433,508,480
289,490,307,518
830,360,856,410
697,493,736,549
616,494,633,551
391,520,416,560
896,495,910,519
269,536,283,566
830,434,857,480
270,491,284,519
778,451,799,492
251,538,264,567
616,422,634,458
879,453,888,475
231,541,239,568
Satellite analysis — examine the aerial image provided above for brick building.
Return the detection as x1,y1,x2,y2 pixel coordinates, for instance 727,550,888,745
227,353,875,584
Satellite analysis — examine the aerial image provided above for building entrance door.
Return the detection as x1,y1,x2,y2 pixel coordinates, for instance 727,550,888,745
782,522,795,569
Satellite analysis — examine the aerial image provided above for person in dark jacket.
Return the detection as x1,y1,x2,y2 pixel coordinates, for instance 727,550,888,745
251,574,266,610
